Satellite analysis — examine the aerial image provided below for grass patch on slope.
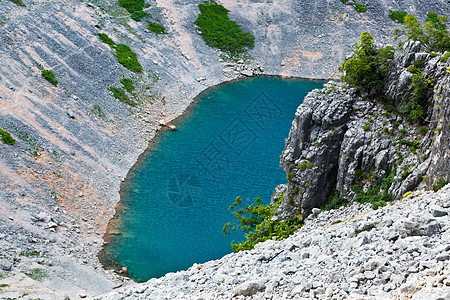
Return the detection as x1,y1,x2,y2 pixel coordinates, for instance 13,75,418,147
97,33,142,73
0,128,15,145
194,1,254,55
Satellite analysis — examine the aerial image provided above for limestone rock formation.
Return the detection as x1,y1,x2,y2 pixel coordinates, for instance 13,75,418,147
276,41,450,217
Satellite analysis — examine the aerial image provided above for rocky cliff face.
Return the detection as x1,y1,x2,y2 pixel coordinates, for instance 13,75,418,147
277,41,450,217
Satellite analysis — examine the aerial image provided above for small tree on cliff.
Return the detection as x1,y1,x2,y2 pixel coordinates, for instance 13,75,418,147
339,32,394,97
394,12,450,53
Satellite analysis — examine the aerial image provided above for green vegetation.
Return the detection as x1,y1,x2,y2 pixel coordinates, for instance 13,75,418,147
118,0,150,21
108,87,137,106
131,10,149,21
394,12,450,53
363,123,370,131
352,171,394,209
97,33,115,47
21,251,41,257
401,163,414,179
8,0,25,6
0,283,9,288
118,0,144,13
399,139,420,149
322,185,348,211
339,32,394,97
147,21,167,35
0,128,15,145
223,196,303,252
340,0,348,3
41,69,58,86
25,268,49,282
297,161,313,170
115,44,142,73
91,104,106,119
194,1,254,55
400,72,430,123
432,178,448,192
354,2,367,13
441,51,450,62
389,10,407,24
97,34,142,73
120,78,135,92
354,223,376,235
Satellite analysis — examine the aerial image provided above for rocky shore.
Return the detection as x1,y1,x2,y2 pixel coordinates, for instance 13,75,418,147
95,185,450,299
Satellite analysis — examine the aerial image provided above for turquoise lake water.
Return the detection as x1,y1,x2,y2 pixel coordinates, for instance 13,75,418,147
101,77,324,282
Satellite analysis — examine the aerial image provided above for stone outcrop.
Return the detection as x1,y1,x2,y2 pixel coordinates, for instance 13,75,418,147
276,41,450,216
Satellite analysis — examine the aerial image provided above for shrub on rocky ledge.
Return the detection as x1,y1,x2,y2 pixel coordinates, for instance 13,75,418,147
394,12,450,53
147,21,167,35
223,196,303,252
433,178,449,192
41,69,58,86
339,31,394,97
0,128,15,145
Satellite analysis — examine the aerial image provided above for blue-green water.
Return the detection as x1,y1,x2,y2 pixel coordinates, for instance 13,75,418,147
101,77,324,282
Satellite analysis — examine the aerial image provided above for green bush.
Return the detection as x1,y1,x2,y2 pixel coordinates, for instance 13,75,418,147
97,35,142,73
363,122,370,131
0,128,15,145
340,0,348,3
399,139,421,149
223,196,303,252
389,10,407,24
354,2,367,13
339,32,394,97
91,105,106,119
352,172,394,209
440,51,450,62
407,66,421,74
41,69,58,86
399,72,429,123
8,0,25,6
108,87,136,106
418,127,428,135
118,0,144,13
394,12,450,53
120,78,135,92
432,178,448,192
322,186,348,211
131,10,149,21
97,33,115,47
194,1,254,54
114,44,142,73
147,21,167,35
